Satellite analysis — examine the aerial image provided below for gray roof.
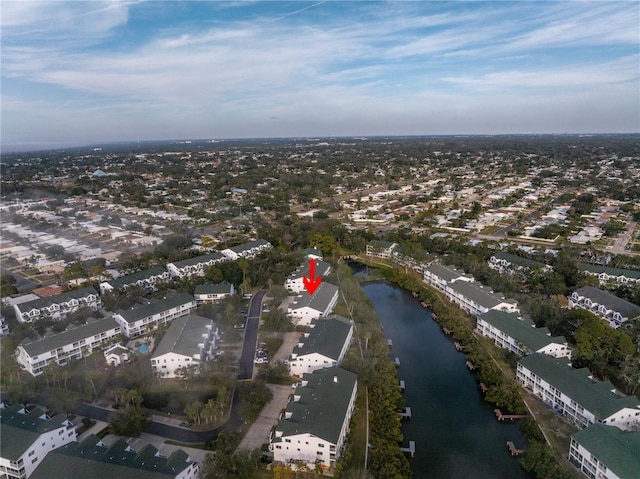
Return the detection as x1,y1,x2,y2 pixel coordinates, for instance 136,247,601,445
0,404,70,460
290,282,338,313
579,263,640,281
424,263,471,282
519,354,640,420
479,310,567,353
151,314,213,359
573,286,640,318
571,424,640,479
170,252,225,269
300,248,323,258
109,266,167,289
368,239,395,249
115,293,195,324
275,367,357,444
20,317,121,357
293,315,353,360
287,260,331,281
449,281,513,309
228,239,271,254
30,434,194,479
194,281,233,295
16,287,98,313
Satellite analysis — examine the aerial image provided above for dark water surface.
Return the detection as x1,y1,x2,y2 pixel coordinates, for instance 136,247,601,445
361,280,528,479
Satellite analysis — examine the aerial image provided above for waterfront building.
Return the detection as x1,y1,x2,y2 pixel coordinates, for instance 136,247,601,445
15,317,121,376
568,286,640,329
284,260,331,293
288,315,353,377
365,240,398,259
476,310,572,358
150,314,219,378
0,404,76,479
113,293,197,339
270,367,357,469
517,353,640,430
29,434,198,479
287,282,339,326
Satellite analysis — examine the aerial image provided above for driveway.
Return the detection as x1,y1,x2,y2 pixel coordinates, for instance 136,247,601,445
238,288,267,380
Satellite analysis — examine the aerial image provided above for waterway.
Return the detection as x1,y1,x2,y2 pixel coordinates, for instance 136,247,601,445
360,279,528,479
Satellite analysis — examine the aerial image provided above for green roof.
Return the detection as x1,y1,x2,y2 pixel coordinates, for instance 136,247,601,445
494,252,547,268
29,434,194,479
20,317,121,357
110,266,168,289
571,424,640,479
579,263,640,281
287,260,331,281
170,252,225,269
0,405,70,460
449,281,514,309
479,310,567,353
290,282,338,312
424,263,472,282
194,281,233,295
293,315,353,360
367,240,395,249
300,248,323,258
115,293,195,324
228,239,271,254
519,354,640,420
151,314,214,359
276,367,357,444
17,287,98,313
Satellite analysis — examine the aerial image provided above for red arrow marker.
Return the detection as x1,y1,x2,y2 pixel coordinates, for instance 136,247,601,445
302,258,322,295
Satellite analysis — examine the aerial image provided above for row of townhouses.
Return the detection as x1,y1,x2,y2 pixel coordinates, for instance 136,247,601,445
365,242,640,479
0,403,198,479
13,287,101,323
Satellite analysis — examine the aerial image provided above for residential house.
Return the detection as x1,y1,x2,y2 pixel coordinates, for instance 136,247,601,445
476,310,572,358
166,253,227,278
113,293,197,339
300,248,323,261
488,252,552,274
569,424,640,479
30,434,198,479
151,314,219,378
100,266,170,294
288,315,353,377
285,260,331,293
270,367,357,469
103,344,131,367
579,263,640,285
0,404,76,479
516,353,640,430
221,239,272,260
568,286,640,329
365,240,398,259
14,287,101,323
287,282,339,326
193,281,235,304
15,317,121,376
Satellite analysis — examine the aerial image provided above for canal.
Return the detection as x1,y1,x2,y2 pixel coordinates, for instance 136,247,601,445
361,280,528,479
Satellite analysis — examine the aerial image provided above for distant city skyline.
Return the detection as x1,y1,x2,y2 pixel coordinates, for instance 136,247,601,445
2,1,639,152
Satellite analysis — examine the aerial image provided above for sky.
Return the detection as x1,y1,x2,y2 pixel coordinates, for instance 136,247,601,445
1,1,639,152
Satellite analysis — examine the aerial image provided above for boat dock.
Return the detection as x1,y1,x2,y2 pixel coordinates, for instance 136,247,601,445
466,360,477,371
479,382,489,393
454,342,466,351
399,441,416,457
506,441,525,456
399,380,406,392
399,407,412,420
442,326,452,334
494,409,528,421
387,339,393,347
420,301,430,308
394,357,401,367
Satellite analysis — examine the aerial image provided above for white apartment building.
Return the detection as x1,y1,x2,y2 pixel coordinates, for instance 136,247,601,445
14,287,101,323
284,260,331,293
99,266,170,294
517,354,640,430
0,404,77,479
151,314,219,378
287,282,339,326
270,367,357,470
193,281,235,304
221,239,272,260
166,253,227,278
15,317,121,376
113,293,197,339
568,286,640,329
288,315,353,377
476,310,572,358
569,424,640,479
365,240,398,259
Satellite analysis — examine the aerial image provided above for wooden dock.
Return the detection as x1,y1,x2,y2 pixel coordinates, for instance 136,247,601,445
454,342,466,351
442,326,452,334
394,357,401,367
465,360,476,371
494,409,528,421
506,441,525,456
479,382,489,393
399,380,406,392
412,291,419,298
399,441,416,457
420,301,430,308
399,407,412,420
432,313,438,320
387,339,393,348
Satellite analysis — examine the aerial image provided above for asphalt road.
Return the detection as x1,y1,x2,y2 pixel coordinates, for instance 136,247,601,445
238,288,267,380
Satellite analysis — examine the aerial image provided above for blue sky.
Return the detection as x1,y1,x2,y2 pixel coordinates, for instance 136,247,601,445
2,1,638,151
